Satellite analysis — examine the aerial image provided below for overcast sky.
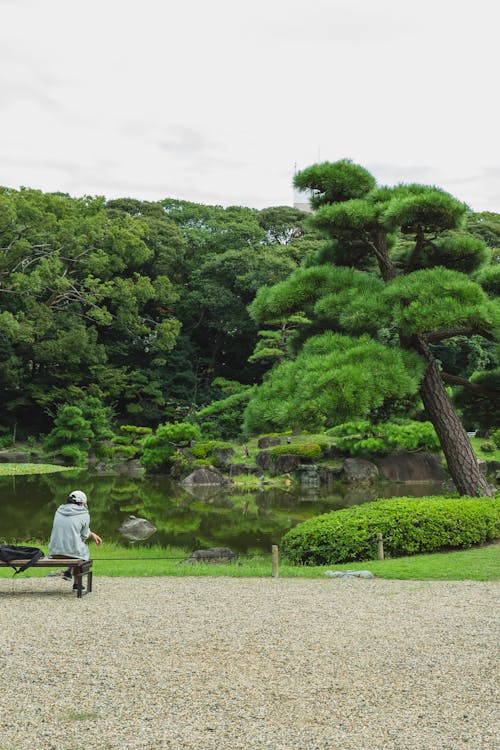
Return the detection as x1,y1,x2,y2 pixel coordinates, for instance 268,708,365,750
1,0,498,210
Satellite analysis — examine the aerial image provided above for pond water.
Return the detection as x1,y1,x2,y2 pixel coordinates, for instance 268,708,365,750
0,471,450,553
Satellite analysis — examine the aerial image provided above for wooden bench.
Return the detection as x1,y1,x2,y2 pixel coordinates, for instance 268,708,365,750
0,558,93,598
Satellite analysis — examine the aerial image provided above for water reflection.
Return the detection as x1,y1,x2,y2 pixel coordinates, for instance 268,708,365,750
0,472,450,553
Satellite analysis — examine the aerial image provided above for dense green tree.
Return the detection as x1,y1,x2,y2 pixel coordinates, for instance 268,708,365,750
43,405,94,465
0,188,183,431
140,421,201,472
160,199,316,392
246,160,499,496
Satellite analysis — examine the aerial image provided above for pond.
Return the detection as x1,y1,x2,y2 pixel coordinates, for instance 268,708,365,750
0,471,450,553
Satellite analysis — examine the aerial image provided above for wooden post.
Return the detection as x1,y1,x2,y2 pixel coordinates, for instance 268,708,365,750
377,533,384,560
272,545,279,578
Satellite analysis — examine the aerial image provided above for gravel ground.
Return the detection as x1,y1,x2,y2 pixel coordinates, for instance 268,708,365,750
0,576,498,750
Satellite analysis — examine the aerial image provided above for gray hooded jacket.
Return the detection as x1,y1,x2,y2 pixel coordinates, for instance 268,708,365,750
48,504,90,560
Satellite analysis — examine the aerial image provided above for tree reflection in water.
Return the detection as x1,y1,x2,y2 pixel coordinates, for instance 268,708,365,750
0,472,448,553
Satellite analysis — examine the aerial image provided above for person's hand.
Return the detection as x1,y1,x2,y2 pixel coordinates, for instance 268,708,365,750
89,531,103,545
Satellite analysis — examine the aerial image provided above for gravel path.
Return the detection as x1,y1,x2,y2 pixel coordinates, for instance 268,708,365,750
0,576,498,750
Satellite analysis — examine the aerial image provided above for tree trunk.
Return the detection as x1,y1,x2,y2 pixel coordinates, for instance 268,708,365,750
416,337,493,496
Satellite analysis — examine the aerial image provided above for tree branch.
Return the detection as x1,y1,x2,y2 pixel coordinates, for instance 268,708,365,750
425,327,495,343
440,372,496,395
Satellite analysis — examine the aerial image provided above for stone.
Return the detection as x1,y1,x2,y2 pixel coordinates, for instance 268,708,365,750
229,463,261,476
116,459,142,475
213,447,235,468
272,453,300,475
342,458,379,484
295,464,321,487
375,451,447,481
257,436,281,448
118,516,157,541
324,570,375,579
0,450,31,463
181,466,227,485
317,465,342,484
486,460,500,478
255,450,272,471
170,459,187,480
191,547,236,563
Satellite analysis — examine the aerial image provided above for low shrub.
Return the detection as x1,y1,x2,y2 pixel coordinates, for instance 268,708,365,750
109,444,138,460
281,495,500,564
269,443,325,462
491,429,500,449
480,441,496,454
57,445,88,466
141,422,202,472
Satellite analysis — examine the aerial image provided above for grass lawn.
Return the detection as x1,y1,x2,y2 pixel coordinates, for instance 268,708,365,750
469,436,500,462
1,542,498,581
0,463,73,476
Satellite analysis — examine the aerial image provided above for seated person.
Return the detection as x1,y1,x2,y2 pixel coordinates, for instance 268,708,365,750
48,490,102,589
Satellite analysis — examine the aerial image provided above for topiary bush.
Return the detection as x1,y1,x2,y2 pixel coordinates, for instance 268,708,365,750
281,495,500,564
189,440,233,459
43,405,94,466
269,442,325,462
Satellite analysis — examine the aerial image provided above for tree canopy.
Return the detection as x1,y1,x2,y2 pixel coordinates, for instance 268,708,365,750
244,161,499,496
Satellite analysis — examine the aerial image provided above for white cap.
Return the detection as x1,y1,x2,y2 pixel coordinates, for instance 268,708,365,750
68,490,88,505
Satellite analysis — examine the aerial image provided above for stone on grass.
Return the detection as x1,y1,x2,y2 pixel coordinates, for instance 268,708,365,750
213,447,235,468
257,436,281,448
324,570,375,579
191,547,236,563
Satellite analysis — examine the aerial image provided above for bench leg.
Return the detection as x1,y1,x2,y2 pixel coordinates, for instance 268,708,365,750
72,566,84,597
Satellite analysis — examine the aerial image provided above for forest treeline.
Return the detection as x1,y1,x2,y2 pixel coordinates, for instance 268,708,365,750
0,170,498,485
0,187,315,437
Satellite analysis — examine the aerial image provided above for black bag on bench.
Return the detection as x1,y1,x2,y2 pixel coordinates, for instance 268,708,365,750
0,545,45,575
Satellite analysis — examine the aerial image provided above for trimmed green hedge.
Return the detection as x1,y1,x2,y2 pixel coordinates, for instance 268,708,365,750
269,442,325,461
281,495,500,564
189,440,233,459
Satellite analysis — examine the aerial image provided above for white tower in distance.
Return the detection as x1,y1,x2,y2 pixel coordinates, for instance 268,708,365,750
292,162,313,213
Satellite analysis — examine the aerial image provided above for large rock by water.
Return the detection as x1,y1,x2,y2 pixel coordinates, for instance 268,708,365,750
118,515,157,541
375,451,447,482
272,453,301,475
182,466,227,485
295,464,321,487
0,450,31,463
256,451,272,472
342,458,379,484
485,460,500,480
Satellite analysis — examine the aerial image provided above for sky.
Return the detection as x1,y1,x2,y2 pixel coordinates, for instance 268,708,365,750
1,0,499,211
